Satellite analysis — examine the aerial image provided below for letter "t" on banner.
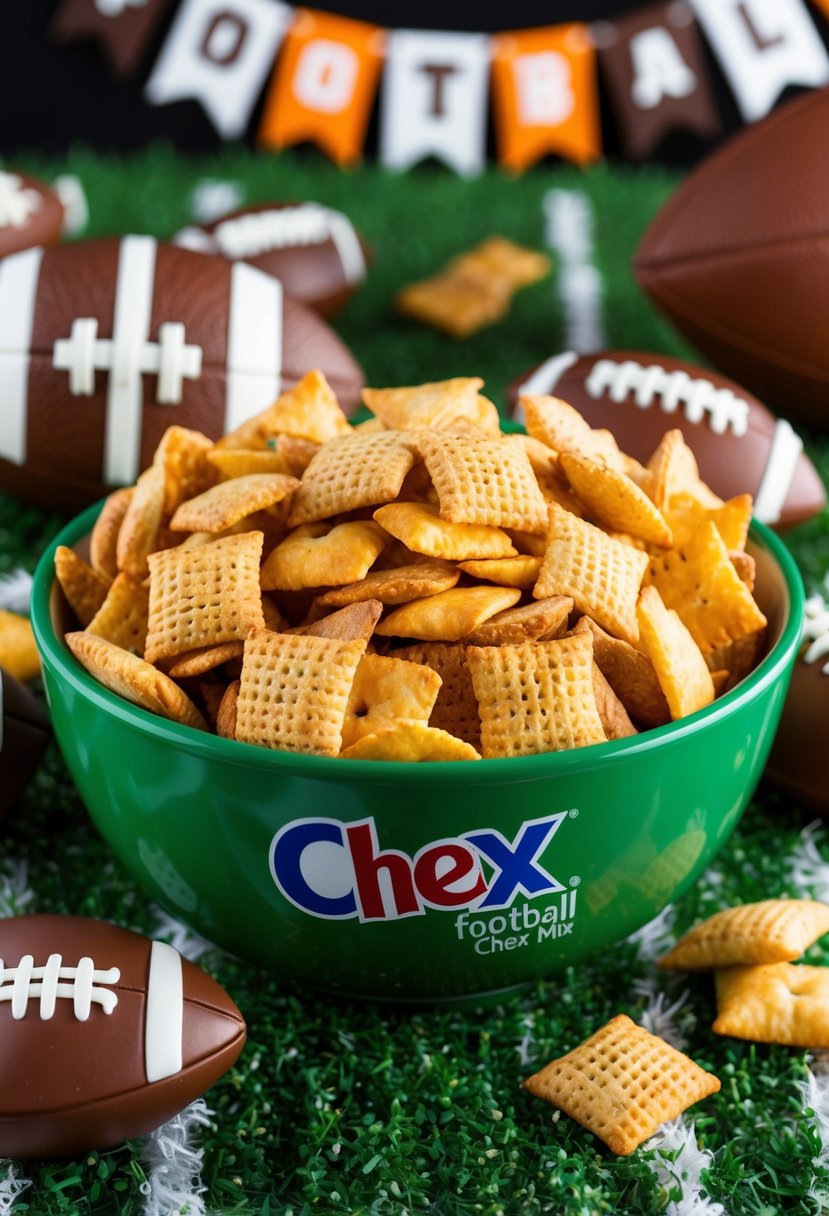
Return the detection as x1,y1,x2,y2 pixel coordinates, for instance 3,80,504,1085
380,30,492,177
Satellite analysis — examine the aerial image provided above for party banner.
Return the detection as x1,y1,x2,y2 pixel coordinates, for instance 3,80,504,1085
688,0,829,121
379,30,491,176
51,0,173,77
594,1,719,159
258,9,384,165
144,0,292,138
491,23,601,172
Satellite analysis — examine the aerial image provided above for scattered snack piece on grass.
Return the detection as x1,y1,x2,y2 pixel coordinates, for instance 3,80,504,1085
660,899,829,970
522,1014,720,1156
0,610,40,682
395,237,550,338
714,963,829,1048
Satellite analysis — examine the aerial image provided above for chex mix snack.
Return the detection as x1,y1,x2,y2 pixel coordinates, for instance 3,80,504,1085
58,370,769,762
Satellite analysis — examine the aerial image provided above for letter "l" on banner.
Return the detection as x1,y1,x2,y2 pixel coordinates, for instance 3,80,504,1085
688,0,829,121
380,30,492,177
145,0,292,138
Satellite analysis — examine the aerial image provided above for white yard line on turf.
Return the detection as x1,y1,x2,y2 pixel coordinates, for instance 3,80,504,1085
0,1165,31,1216
787,822,829,1206
150,906,215,964
647,1118,726,1216
542,189,605,354
0,568,33,615
0,858,35,918
140,1100,213,1216
800,1051,829,1210
788,820,829,903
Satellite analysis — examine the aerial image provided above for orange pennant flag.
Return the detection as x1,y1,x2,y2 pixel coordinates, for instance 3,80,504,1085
259,8,385,166
491,24,601,172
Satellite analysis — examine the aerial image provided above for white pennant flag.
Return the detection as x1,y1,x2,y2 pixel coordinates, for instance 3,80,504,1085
380,30,491,176
688,0,829,122
145,0,292,138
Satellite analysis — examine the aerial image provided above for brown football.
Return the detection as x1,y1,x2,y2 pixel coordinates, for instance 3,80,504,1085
0,668,50,822
0,170,64,259
174,200,371,318
0,914,246,1158
634,88,829,428
0,236,365,513
766,594,829,815
508,349,825,530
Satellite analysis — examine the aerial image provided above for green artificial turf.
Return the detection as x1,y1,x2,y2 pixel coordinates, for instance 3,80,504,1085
2,143,829,1215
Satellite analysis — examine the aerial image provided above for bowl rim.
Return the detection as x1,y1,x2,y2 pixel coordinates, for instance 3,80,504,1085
32,500,806,787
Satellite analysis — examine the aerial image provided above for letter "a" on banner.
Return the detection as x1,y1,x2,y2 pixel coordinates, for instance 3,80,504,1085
258,9,385,166
491,24,601,172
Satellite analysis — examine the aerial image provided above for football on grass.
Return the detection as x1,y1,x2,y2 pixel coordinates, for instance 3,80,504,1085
0,169,64,259
635,88,829,428
509,348,825,529
0,914,246,1158
174,200,370,318
0,235,365,513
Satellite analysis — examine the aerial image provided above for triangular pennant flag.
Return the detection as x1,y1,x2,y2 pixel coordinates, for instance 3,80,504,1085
491,23,601,171
258,9,385,166
380,30,491,177
594,1,719,159
50,0,173,77
145,0,292,138
688,0,829,122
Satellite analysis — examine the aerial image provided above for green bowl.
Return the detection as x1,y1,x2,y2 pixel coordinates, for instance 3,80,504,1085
32,504,804,1003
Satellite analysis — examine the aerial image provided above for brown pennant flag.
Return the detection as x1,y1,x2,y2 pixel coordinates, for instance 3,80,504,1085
51,0,173,78
594,0,719,159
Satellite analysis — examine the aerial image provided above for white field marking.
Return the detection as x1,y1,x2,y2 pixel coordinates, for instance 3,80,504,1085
803,594,829,672
53,175,88,236
140,1099,212,1216
646,1117,726,1216
627,902,677,964
516,1011,535,1067
542,188,605,354
800,1051,829,1210
787,820,829,904
0,1164,32,1216
0,859,35,919
150,906,215,964
190,178,244,224
634,986,693,1052
0,568,32,615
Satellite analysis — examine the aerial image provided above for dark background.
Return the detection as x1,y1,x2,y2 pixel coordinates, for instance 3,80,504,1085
2,0,826,162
